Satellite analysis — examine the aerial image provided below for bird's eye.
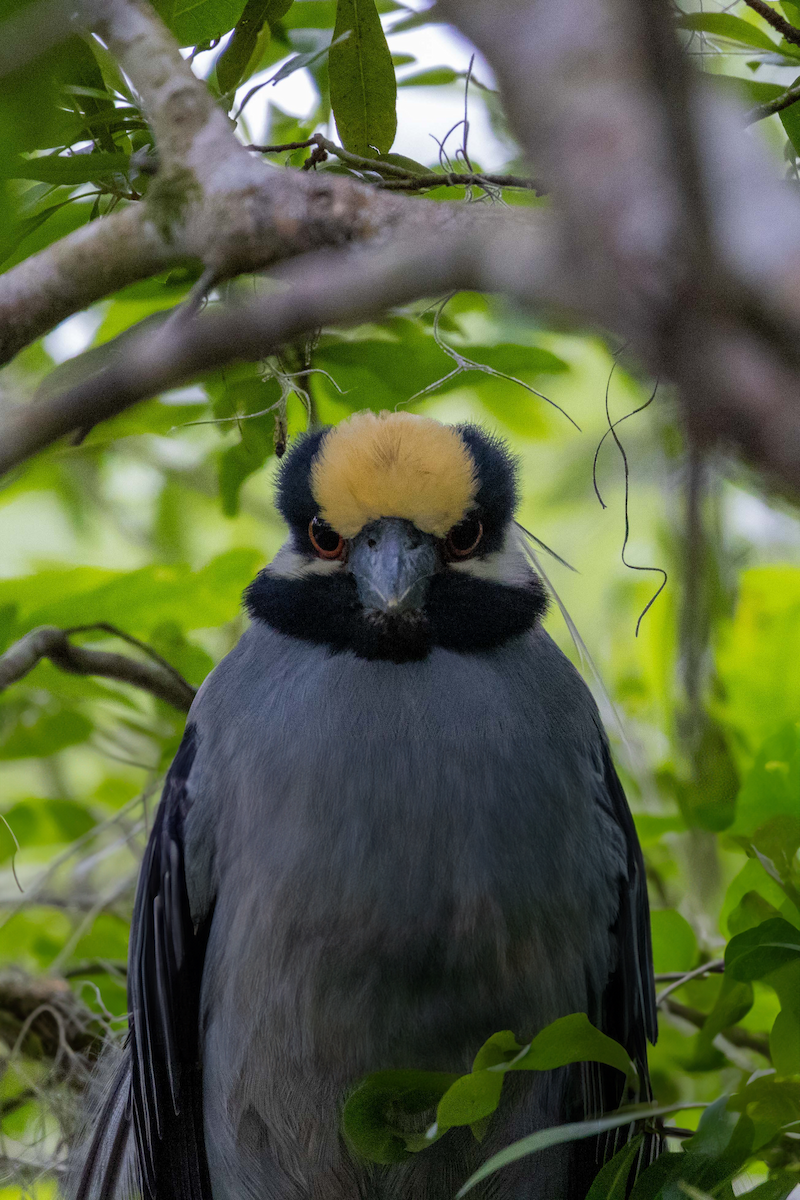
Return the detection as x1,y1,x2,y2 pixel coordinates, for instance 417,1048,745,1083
445,515,483,559
308,517,345,560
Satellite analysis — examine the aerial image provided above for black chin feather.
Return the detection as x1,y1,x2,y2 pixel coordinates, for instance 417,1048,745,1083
245,570,547,660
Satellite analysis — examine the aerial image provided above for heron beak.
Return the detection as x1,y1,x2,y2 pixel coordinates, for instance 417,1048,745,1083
348,518,439,615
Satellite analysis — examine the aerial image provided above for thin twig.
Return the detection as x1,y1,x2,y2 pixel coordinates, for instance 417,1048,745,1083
246,133,545,194
741,0,800,46
0,625,196,712
656,959,725,1004
746,77,800,123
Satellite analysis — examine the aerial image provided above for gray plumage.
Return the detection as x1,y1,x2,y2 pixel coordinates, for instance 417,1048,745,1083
191,621,626,1199
72,419,657,1200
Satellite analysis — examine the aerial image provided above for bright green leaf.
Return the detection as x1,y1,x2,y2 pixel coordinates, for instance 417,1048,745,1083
330,0,397,155
650,909,698,974
151,0,244,47
511,1013,635,1083
398,67,459,88
676,13,780,51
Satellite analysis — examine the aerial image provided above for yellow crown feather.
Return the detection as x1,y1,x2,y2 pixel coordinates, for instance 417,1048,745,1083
310,411,477,539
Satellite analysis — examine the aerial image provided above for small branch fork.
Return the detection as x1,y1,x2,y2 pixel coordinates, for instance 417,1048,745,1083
246,133,546,195
0,623,195,713
747,77,800,123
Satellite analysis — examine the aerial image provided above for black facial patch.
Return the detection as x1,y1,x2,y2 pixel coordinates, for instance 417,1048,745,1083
427,572,548,651
247,423,543,659
454,425,518,555
245,569,548,661
274,427,331,552
245,572,432,663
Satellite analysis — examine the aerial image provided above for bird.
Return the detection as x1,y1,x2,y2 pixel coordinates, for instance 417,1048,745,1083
73,409,658,1200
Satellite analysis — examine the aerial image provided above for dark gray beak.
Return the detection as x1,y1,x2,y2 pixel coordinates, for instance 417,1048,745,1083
348,518,439,614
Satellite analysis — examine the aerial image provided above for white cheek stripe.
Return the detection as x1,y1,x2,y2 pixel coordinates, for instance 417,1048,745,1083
267,545,345,579
267,530,537,585
450,533,535,587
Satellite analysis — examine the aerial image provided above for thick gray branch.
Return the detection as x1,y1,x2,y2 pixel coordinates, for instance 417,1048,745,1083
0,0,503,365
0,625,195,711
0,221,560,477
0,205,173,366
440,0,800,498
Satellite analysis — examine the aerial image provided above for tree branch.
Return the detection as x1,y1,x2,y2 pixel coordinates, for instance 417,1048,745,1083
741,0,800,47
661,997,771,1060
0,0,508,366
247,133,546,194
0,970,105,1065
746,77,800,123
0,220,559,477
0,625,196,712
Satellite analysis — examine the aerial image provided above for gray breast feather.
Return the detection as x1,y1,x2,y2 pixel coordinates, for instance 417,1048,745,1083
182,622,626,1146
179,622,630,1198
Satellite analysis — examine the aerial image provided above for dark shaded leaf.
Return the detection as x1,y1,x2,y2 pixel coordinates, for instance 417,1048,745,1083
585,1134,645,1200
7,153,131,185
725,918,800,981
343,1070,458,1163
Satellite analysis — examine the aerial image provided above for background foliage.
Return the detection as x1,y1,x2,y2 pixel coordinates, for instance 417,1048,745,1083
0,0,799,1196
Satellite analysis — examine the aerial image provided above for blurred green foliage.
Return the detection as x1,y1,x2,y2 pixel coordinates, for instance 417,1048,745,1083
1,0,800,1195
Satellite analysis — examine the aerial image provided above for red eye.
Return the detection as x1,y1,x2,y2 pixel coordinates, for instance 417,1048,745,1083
445,515,483,559
309,517,345,560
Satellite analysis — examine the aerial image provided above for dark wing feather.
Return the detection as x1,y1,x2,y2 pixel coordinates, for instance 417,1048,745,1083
74,724,212,1200
574,732,661,1191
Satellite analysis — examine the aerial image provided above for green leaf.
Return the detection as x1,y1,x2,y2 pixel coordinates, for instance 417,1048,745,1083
730,724,800,837
217,0,272,93
0,798,95,856
342,1070,458,1163
18,549,261,637
457,1103,707,1196
511,1013,636,1083
780,77,800,153
676,13,780,51
151,0,244,47
747,815,800,884
717,568,800,755
725,918,800,981
267,34,345,85
650,909,698,974
7,153,131,185
728,890,783,936
0,709,93,760
585,1134,645,1200
674,1098,755,1197
436,1070,504,1128
329,0,397,155
375,151,427,175
398,67,459,87
690,974,754,1069
471,1030,523,1072
770,1004,800,1074
721,858,800,936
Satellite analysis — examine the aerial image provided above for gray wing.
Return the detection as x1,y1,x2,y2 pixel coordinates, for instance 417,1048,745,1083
74,724,213,1200
577,730,660,1185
